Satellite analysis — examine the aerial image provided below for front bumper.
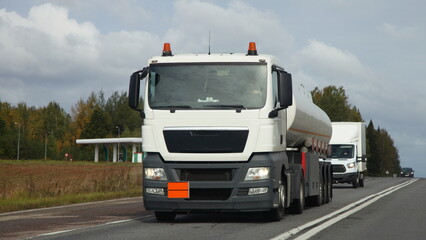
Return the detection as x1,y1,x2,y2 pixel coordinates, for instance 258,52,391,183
142,152,286,213
333,172,357,184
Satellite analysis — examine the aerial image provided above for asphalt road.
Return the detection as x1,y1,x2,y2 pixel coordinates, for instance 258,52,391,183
1,177,423,240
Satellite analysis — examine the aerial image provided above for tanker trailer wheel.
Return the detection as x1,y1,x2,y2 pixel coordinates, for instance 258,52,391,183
325,175,331,203
263,177,286,221
155,211,176,222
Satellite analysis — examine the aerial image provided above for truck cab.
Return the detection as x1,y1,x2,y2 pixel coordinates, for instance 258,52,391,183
327,122,367,188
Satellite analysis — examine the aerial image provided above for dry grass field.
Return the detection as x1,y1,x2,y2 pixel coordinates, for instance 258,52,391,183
0,160,142,213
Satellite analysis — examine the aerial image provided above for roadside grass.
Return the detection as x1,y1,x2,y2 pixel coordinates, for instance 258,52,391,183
0,160,142,213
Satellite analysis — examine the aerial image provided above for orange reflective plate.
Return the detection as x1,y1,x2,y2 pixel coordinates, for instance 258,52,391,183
168,182,189,198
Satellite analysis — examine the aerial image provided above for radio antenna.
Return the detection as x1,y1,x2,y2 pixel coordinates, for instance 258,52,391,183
208,30,211,55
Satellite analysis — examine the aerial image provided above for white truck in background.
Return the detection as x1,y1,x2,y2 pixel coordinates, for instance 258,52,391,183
128,42,333,222
327,122,367,188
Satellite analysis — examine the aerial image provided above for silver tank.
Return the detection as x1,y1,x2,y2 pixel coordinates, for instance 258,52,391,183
286,82,332,152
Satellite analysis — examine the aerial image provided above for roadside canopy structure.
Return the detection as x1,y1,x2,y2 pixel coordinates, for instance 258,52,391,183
76,138,142,163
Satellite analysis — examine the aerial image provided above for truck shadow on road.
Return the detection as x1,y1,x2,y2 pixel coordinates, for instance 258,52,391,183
332,184,359,189
139,211,278,224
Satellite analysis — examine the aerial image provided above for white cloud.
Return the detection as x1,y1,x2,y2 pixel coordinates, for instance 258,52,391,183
165,0,293,56
379,23,417,38
0,3,160,110
289,40,409,127
0,4,100,77
290,40,374,90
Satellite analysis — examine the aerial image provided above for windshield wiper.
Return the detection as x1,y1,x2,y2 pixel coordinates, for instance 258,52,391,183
154,105,192,109
153,105,192,113
203,104,246,112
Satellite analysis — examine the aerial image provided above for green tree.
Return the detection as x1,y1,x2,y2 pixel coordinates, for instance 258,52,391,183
365,120,401,176
366,120,380,175
105,91,142,137
311,86,362,121
378,128,400,176
80,106,110,139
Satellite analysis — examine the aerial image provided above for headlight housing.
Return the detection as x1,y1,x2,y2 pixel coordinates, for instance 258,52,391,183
144,168,167,181
245,167,270,181
347,162,356,169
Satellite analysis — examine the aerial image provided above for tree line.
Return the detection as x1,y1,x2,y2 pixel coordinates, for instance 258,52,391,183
0,86,400,176
312,86,401,176
0,91,142,161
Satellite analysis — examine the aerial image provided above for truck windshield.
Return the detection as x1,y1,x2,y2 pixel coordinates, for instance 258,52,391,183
330,145,354,158
148,63,267,110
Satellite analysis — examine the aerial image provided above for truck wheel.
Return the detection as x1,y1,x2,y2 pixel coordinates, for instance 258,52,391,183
264,178,286,221
325,178,331,203
155,211,176,222
321,176,326,205
359,173,365,187
352,175,359,188
288,176,305,214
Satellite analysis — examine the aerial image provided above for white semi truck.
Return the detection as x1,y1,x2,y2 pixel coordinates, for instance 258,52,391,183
128,42,333,222
327,122,367,188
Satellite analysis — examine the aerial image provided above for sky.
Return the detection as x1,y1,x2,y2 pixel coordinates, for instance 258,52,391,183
1,0,425,177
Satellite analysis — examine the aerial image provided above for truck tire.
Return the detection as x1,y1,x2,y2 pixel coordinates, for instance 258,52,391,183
155,211,176,222
288,176,305,214
352,174,359,188
359,173,365,187
264,178,286,221
325,175,331,203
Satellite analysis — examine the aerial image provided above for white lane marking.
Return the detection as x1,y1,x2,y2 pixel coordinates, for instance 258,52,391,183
30,215,153,238
0,197,143,217
271,179,418,240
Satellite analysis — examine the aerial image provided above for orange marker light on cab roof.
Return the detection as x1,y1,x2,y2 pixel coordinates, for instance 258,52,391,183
162,43,173,56
247,42,258,55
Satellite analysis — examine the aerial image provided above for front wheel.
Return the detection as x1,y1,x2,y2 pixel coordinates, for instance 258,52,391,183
352,174,360,188
264,178,286,221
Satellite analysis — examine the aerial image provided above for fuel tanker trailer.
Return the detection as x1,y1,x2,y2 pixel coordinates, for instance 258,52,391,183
128,42,333,222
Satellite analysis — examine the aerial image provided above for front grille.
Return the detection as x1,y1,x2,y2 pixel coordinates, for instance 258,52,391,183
332,164,346,173
178,169,233,181
163,129,249,153
188,189,232,200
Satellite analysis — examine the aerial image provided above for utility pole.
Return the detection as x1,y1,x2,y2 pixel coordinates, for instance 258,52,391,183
116,126,121,162
45,131,50,160
14,122,20,160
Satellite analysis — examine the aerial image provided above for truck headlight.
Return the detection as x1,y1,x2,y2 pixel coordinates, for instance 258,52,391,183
347,162,355,169
245,167,270,181
144,168,167,181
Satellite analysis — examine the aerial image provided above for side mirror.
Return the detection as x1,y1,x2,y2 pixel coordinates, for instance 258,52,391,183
128,67,149,110
278,71,293,108
269,70,293,118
